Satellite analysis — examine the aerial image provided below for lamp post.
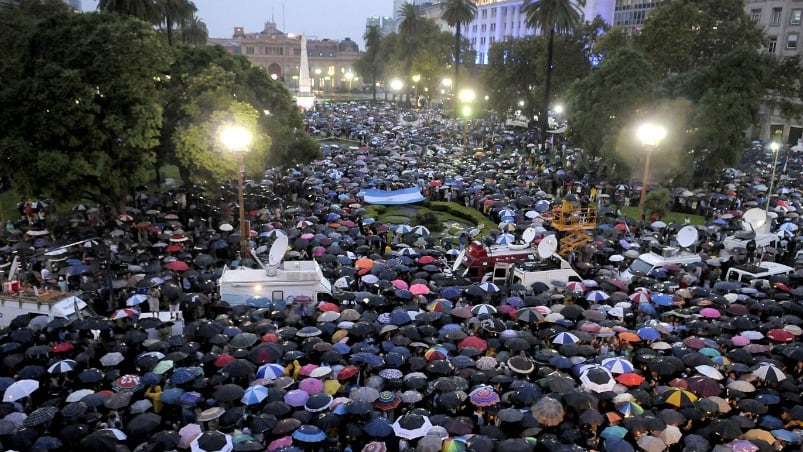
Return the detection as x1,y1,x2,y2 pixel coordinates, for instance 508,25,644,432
458,89,476,148
766,141,780,211
636,123,667,222
412,74,421,108
345,71,354,100
390,78,403,118
220,125,252,258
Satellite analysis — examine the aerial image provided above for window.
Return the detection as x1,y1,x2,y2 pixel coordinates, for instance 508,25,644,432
771,7,782,26
490,23,496,32
482,9,487,18
750,9,761,22
246,46,254,55
481,24,486,32
791,9,802,25
787,33,798,49
491,7,496,18
769,36,778,53
294,48,301,56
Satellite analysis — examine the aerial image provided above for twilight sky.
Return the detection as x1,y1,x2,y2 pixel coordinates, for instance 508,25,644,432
82,0,395,49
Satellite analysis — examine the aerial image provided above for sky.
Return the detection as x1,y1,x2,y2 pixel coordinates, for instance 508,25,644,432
81,0,395,50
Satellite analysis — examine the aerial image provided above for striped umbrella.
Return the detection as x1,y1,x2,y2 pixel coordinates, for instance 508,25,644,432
241,385,269,405
256,363,285,380
661,388,698,408
586,290,610,302
602,357,634,374
47,359,78,374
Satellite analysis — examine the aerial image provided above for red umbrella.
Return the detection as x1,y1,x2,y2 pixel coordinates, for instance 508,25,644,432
418,256,436,264
51,342,74,353
166,260,189,271
458,336,488,352
165,245,183,253
409,284,430,296
767,329,794,343
213,353,235,368
616,373,645,387
317,302,340,313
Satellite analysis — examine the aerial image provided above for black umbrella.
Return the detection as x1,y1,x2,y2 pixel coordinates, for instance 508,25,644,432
22,406,58,427
126,412,162,437
79,431,118,452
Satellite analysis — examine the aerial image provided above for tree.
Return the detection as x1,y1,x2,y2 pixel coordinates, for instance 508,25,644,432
160,45,319,185
637,0,765,75
484,34,589,119
397,2,423,103
0,6,171,210
98,0,159,23
566,48,656,176
522,0,586,137
669,47,771,178
765,55,803,141
359,24,383,101
155,0,197,47
442,0,477,112
178,14,208,46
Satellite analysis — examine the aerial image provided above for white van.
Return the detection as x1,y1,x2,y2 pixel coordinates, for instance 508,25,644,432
725,262,794,284
620,250,702,283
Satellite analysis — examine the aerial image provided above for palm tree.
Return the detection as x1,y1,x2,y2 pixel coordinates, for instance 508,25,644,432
442,0,477,113
98,0,159,23
156,0,197,46
397,2,422,104
179,14,208,46
363,25,382,101
523,0,585,136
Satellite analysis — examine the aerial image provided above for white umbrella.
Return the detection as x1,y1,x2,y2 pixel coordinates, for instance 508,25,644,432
695,365,724,380
580,366,616,393
3,379,39,402
392,414,433,440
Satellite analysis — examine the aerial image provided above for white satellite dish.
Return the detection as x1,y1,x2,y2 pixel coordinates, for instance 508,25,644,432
522,227,537,245
268,235,289,266
676,226,699,249
741,208,768,232
538,235,559,259
452,249,466,273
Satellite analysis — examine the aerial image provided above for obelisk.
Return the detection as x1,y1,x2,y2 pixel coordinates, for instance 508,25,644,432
295,34,316,110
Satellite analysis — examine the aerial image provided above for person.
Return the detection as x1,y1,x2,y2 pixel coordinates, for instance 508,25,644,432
169,296,181,320
147,286,161,317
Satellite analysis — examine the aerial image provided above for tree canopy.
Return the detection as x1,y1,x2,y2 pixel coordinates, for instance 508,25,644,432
0,1,171,210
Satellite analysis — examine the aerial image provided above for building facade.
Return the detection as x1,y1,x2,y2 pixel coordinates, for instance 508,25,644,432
208,21,362,92
366,15,396,36
464,0,614,64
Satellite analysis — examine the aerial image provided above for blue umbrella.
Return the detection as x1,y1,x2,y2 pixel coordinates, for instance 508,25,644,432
64,263,91,277
159,387,185,405
603,437,634,452
440,287,461,299
638,303,657,316
350,352,385,367
770,429,800,444
600,425,629,439
362,417,394,437
758,414,784,429
549,356,573,369
292,424,326,443
170,367,201,385
246,296,271,308
256,363,285,380
651,294,674,307
389,308,412,326
178,391,203,407
636,327,661,341
241,386,269,405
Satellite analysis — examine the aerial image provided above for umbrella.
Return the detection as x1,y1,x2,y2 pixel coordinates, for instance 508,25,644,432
47,359,77,374
292,424,326,443
3,379,39,402
22,406,57,427
580,366,616,393
469,386,500,407
602,357,634,374
126,412,162,437
363,417,394,437
241,385,269,405
532,396,564,426
661,388,698,408
637,435,666,452
190,430,233,452
752,362,786,383
392,414,433,440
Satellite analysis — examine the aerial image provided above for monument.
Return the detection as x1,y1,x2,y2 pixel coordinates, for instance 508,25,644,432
295,35,316,110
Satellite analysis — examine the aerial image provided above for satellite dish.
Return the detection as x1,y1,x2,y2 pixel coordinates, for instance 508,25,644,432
538,235,559,259
452,249,466,273
676,226,699,248
741,208,767,232
268,235,289,266
522,227,537,245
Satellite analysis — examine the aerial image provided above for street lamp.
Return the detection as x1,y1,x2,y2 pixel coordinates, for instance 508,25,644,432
390,78,403,102
345,71,354,99
220,125,252,258
636,123,667,222
459,89,476,148
766,141,780,211
412,74,421,107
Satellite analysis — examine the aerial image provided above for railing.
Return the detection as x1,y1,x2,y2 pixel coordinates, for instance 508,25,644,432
551,206,597,230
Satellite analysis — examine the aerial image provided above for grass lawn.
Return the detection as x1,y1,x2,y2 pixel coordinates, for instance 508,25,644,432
620,206,705,225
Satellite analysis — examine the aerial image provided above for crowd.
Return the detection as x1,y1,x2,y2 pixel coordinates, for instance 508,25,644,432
0,101,801,452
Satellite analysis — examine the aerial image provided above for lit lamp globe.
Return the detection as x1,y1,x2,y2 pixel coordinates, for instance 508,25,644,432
220,125,252,153
636,123,666,148
458,89,476,104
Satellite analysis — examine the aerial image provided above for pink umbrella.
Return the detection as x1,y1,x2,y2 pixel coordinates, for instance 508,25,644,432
284,389,309,407
731,335,750,346
409,284,430,295
391,279,408,290
299,364,319,377
268,436,293,452
299,377,324,395
178,423,201,449
629,291,651,303
300,233,315,240
700,307,721,318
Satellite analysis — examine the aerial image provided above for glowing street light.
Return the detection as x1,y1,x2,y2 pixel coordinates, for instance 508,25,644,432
766,141,780,211
390,78,403,103
459,89,476,148
636,123,667,222
412,74,421,107
345,71,354,99
220,125,252,257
